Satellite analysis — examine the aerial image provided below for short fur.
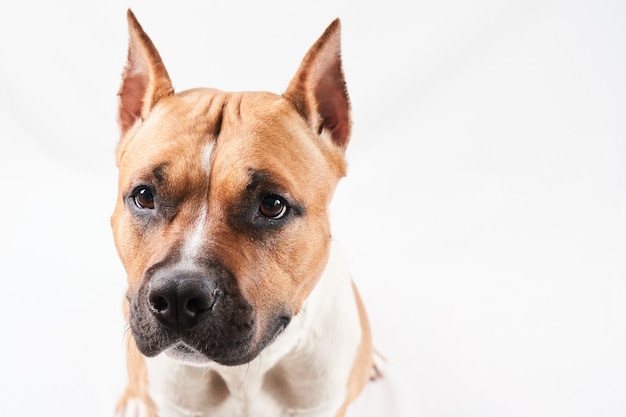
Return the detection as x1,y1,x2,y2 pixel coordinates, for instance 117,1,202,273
112,10,379,417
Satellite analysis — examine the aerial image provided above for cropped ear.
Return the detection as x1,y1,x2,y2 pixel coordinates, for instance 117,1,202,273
117,9,174,136
284,19,351,151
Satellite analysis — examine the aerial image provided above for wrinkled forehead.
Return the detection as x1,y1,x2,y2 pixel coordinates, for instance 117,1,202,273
117,88,344,190
117,89,228,174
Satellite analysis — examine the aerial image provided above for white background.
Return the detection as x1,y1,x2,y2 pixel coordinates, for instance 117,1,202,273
1,1,625,416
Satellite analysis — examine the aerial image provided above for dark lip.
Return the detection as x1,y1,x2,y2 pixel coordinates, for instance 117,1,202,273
173,342,195,354
161,340,252,366
266,316,290,344
160,317,290,366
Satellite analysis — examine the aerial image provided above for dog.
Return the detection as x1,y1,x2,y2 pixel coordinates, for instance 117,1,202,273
112,9,380,417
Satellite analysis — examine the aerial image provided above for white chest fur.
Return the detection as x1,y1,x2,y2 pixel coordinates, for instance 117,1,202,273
145,242,362,417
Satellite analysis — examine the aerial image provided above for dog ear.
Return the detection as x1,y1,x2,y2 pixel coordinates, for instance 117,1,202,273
284,19,351,151
118,9,174,136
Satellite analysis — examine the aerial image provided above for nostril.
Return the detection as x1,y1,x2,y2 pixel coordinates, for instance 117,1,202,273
185,288,222,316
186,297,207,316
149,294,170,315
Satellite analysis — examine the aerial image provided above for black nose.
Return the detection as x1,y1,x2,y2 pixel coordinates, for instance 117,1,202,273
147,272,221,332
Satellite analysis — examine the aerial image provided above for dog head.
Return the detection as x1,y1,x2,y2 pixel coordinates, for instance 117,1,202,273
111,10,351,366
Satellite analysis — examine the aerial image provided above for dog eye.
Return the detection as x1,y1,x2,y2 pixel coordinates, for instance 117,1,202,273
132,186,155,210
259,195,288,219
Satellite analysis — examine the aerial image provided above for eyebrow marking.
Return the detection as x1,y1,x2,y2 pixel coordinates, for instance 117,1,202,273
152,163,168,184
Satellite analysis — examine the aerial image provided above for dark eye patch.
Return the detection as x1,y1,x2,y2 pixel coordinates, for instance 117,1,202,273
226,169,304,236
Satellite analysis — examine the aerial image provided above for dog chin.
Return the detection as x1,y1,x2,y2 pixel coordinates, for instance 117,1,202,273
164,343,214,366
162,342,261,367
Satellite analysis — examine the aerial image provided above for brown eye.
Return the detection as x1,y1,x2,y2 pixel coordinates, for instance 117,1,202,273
133,186,155,209
259,195,287,219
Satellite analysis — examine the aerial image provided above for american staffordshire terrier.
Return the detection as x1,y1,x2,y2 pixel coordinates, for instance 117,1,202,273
112,10,380,417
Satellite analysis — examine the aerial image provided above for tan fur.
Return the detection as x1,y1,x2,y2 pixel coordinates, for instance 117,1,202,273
112,90,344,344
113,10,378,417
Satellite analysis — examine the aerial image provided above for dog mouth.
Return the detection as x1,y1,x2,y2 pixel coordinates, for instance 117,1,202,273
128,261,294,366
130,284,292,366
159,314,291,366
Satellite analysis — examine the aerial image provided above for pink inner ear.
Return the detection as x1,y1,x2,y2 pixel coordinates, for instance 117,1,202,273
119,73,147,134
117,10,174,137
282,19,352,150
314,62,350,149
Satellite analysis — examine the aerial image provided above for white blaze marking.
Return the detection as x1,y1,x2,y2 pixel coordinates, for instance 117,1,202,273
202,142,214,176
182,203,208,264
181,143,214,265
